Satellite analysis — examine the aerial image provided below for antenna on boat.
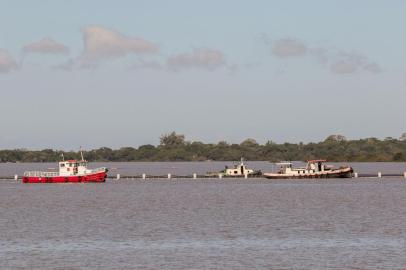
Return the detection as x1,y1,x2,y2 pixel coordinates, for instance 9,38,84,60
61,153,65,161
80,146,84,161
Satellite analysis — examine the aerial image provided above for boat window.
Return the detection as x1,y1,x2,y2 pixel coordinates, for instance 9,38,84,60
60,164,65,168
234,171,238,174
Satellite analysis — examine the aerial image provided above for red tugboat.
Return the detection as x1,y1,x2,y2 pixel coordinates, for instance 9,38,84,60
22,153,108,183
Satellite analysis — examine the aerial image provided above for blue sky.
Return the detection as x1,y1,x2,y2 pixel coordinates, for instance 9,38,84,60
0,0,405,150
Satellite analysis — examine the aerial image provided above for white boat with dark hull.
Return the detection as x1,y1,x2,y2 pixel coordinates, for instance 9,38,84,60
263,160,353,179
206,158,262,178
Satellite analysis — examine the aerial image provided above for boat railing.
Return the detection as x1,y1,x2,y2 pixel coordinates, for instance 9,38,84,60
24,171,59,177
86,167,107,173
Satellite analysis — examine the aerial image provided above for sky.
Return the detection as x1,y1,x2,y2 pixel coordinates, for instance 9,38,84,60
0,0,405,150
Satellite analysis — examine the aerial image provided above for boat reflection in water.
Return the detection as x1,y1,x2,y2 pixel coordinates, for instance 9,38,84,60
264,160,353,179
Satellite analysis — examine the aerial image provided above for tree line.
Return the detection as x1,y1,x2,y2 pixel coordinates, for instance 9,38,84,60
1,132,406,162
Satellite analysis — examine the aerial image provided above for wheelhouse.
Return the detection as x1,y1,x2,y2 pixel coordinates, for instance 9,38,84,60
59,160,80,176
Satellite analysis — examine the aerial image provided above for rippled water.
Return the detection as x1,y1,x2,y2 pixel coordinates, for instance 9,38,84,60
2,178,406,269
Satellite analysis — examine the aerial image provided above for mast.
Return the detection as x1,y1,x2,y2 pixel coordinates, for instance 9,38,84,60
80,146,84,161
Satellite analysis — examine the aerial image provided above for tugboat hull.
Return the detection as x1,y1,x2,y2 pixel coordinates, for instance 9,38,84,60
263,167,353,179
22,171,107,183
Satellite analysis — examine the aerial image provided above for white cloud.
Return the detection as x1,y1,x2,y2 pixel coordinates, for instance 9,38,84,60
82,25,158,61
264,37,381,75
330,51,382,74
272,38,307,57
331,60,358,74
167,49,225,71
53,25,159,70
22,38,69,54
362,62,382,74
0,49,18,73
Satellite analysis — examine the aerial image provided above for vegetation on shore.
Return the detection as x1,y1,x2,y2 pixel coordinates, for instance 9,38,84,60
1,132,406,162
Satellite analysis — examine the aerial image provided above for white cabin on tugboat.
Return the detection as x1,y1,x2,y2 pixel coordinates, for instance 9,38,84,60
58,160,98,176
206,158,262,177
224,159,255,176
276,160,330,175
264,160,353,179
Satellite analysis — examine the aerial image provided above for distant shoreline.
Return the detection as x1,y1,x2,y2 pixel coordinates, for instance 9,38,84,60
1,133,405,163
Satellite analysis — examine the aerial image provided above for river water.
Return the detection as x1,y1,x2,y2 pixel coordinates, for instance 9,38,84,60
1,162,406,269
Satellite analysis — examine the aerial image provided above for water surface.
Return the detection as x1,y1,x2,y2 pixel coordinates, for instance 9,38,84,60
1,178,406,269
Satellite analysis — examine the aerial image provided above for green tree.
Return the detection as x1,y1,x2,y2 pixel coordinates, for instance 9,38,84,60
324,134,347,142
159,132,186,147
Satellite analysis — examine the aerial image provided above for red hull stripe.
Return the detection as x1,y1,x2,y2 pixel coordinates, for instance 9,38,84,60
23,171,107,183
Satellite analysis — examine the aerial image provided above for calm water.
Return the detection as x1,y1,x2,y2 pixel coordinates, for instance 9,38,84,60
1,177,406,269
